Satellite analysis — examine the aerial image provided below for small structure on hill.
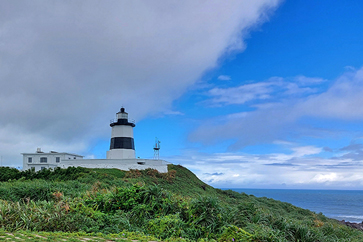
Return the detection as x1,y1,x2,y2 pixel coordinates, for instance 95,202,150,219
22,108,170,173
153,138,161,160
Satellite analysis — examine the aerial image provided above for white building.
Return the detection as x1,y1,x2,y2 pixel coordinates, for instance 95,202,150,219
22,108,170,173
22,149,83,172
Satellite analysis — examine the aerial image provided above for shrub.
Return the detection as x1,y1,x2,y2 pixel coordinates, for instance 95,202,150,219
147,214,185,239
146,169,161,178
86,184,143,212
124,170,142,178
219,225,253,242
0,166,90,182
163,170,177,183
0,167,22,181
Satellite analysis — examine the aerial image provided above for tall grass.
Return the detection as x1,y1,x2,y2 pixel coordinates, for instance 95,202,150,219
0,180,91,201
0,165,362,241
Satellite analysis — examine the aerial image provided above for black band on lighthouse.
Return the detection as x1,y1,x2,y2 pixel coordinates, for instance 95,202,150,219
110,119,136,127
110,137,135,150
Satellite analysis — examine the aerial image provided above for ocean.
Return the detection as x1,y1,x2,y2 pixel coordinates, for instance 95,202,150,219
228,189,363,223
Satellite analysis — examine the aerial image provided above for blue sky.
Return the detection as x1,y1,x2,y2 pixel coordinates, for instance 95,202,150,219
1,1,363,189
131,0,363,189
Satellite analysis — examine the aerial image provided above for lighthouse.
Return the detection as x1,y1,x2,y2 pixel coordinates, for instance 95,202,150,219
22,107,170,173
106,108,136,159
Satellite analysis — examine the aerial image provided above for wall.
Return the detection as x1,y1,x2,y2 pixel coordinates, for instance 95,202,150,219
106,149,135,159
61,159,169,173
22,154,170,173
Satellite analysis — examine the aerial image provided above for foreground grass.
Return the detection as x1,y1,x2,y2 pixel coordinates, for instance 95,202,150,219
0,165,362,241
0,230,162,241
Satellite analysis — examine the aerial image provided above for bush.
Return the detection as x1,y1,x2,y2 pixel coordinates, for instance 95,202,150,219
147,214,185,239
0,180,90,202
0,167,21,181
219,225,253,242
0,166,90,182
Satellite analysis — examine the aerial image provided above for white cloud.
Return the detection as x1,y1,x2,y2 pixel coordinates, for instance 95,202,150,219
0,0,281,166
291,146,322,157
311,173,339,183
297,68,363,119
191,67,363,149
217,75,231,81
208,82,275,105
273,140,295,146
167,147,363,189
163,111,184,116
206,75,323,106
294,75,326,85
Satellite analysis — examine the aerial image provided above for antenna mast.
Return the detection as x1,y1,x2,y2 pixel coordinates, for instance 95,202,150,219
153,137,161,160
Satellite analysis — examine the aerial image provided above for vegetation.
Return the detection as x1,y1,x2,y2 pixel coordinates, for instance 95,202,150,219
0,165,362,241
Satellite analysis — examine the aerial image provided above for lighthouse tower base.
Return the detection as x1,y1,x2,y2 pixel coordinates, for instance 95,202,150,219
106,149,135,159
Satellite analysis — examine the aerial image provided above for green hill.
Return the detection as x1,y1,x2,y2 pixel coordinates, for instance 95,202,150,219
0,165,362,241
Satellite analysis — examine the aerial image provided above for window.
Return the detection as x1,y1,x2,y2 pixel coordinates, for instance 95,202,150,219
74,157,76,159
137,162,145,165
28,157,32,163
40,157,47,163
56,157,60,163
41,167,46,170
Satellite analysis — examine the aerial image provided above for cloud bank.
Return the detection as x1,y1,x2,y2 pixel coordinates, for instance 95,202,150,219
183,67,363,188
168,145,363,189
0,1,281,166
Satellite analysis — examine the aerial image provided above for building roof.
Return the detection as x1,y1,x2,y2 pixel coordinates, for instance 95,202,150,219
21,152,84,157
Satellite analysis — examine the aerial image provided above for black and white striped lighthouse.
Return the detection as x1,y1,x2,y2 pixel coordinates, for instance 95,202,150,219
106,108,136,159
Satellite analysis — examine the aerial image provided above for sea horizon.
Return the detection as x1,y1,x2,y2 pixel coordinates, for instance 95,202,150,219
220,187,363,191
223,188,363,223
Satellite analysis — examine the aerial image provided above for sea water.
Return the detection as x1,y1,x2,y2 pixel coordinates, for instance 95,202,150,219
228,189,363,223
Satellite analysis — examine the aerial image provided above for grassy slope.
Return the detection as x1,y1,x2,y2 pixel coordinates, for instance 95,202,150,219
116,165,217,197
0,164,362,241
91,165,363,240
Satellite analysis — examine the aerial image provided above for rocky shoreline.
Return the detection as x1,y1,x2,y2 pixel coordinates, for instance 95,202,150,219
340,220,363,231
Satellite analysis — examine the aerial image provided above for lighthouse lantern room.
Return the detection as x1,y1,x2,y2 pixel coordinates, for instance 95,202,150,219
106,108,136,159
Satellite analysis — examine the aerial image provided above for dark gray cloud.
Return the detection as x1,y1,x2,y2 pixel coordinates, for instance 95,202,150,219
328,143,363,161
204,172,224,176
316,162,363,169
334,151,363,161
340,144,363,152
264,163,297,167
323,146,333,152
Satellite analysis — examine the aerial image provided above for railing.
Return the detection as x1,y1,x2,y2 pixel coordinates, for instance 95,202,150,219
110,119,135,124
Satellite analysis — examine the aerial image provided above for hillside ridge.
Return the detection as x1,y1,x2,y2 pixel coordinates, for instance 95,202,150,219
0,165,362,241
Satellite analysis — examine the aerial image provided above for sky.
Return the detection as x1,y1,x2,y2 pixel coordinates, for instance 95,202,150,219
1,0,363,189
